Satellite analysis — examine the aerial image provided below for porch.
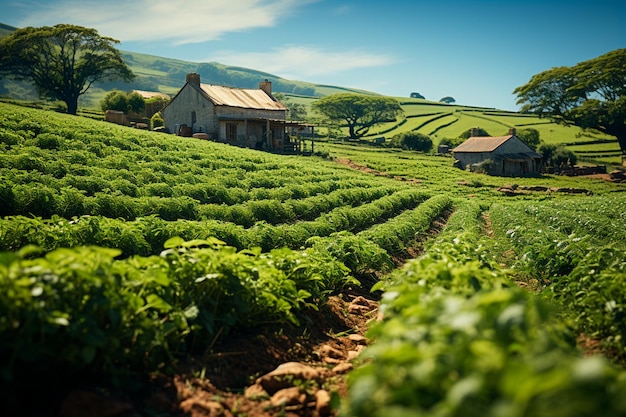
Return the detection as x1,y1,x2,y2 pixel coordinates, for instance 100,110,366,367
218,117,315,155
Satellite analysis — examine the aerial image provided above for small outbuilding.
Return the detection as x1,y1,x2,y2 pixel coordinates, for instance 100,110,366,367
161,73,313,154
452,128,542,176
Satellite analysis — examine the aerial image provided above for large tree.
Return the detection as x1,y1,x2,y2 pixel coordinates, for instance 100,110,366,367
312,93,403,139
514,48,626,159
0,24,134,115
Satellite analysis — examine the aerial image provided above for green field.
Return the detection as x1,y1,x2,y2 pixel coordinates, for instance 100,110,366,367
284,93,621,166
1,102,625,416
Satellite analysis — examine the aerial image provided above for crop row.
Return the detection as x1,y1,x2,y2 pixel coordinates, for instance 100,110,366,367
343,200,626,416
0,195,455,397
0,191,436,256
1,173,401,223
0,237,356,390
0,147,376,201
0,102,391,184
488,196,626,360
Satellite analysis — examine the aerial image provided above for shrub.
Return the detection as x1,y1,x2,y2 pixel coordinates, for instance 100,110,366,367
538,143,577,171
390,131,433,152
13,184,58,218
56,187,86,218
100,90,129,113
150,112,164,130
127,91,146,114
517,128,541,149
553,146,577,167
15,154,46,172
0,180,17,216
459,127,490,139
438,137,464,149
16,120,43,138
145,182,173,198
473,158,494,174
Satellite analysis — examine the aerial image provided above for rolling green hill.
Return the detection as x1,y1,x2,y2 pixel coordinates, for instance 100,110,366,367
0,22,16,37
0,22,621,165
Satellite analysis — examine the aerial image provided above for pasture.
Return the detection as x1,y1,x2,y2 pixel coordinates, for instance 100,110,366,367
1,101,625,416
291,93,622,165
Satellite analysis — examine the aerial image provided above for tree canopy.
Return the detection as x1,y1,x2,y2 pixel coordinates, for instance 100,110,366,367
312,93,403,139
439,96,456,104
0,24,134,114
101,90,145,114
516,128,541,149
410,92,425,99
514,48,626,158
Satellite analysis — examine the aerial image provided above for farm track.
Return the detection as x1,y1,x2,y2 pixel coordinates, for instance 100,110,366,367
333,157,421,184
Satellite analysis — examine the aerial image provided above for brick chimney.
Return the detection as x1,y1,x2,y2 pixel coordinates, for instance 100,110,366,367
508,127,517,136
186,73,201,87
259,79,272,96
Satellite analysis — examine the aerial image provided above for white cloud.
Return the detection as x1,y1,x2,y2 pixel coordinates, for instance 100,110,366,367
210,45,396,78
17,0,310,44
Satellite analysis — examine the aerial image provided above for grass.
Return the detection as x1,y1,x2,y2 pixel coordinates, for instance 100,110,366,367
317,141,625,196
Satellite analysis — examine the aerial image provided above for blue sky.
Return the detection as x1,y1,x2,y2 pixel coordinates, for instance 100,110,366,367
2,0,625,110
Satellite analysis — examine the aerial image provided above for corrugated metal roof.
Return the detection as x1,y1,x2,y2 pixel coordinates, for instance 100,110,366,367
199,84,286,111
452,135,513,153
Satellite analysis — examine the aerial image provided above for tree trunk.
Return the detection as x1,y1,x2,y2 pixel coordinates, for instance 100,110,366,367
66,98,78,115
348,124,357,139
617,135,626,159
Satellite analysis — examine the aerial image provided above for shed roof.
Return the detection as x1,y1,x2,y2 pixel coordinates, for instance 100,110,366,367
198,83,286,111
453,135,542,159
452,135,513,153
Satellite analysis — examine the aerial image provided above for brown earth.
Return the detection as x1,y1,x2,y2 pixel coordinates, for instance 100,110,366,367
18,283,379,417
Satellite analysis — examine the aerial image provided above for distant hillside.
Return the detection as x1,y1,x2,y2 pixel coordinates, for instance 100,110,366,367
0,22,373,107
110,50,375,96
0,22,16,37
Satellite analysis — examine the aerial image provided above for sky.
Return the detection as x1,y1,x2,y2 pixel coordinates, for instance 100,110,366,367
1,0,625,111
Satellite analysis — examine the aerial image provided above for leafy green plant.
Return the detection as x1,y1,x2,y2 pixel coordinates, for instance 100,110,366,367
345,223,626,417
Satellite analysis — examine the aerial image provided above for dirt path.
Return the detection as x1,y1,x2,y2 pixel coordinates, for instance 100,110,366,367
333,158,422,184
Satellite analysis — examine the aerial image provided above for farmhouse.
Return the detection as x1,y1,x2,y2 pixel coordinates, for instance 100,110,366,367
161,73,313,154
452,128,542,176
